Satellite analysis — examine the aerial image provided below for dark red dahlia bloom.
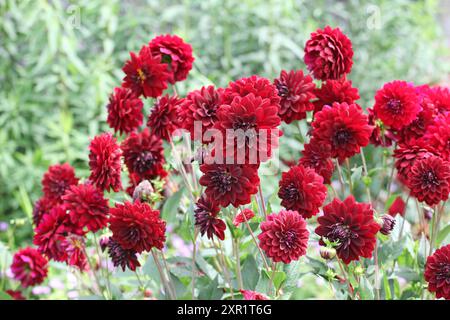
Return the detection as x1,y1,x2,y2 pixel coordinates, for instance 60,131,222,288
6,290,25,300
88,132,122,192
179,85,224,139
32,197,55,227
42,163,79,203
407,156,450,206
273,70,315,123
199,163,259,208
194,194,226,240
122,45,169,98
420,113,450,161
64,234,88,271
11,247,48,287
394,142,436,184
278,164,327,219
121,128,165,179
214,93,281,164
258,210,309,264
388,196,406,217
106,87,143,135
304,26,353,81
109,201,166,253
62,183,109,232
311,102,373,161
104,237,140,272
379,214,396,236
427,86,450,114
240,290,268,300
223,75,280,108
233,208,255,227
147,94,182,141
373,81,421,131
149,34,194,84
315,196,380,264
425,244,450,300
299,138,334,184
313,78,360,114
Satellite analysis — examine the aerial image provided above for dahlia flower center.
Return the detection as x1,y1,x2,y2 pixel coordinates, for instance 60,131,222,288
327,223,357,249
136,68,147,83
124,227,140,244
386,99,402,114
233,116,257,132
436,263,450,282
283,183,303,202
279,230,298,249
276,82,289,98
134,151,156,173
422,170,439,187
51,181,69,196
211,170,238,194
332,128,352,147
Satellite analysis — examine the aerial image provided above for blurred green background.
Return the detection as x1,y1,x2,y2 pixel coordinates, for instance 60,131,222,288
0,0,449,263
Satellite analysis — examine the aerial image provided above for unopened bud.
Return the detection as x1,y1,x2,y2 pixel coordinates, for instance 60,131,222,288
423,208,433,221
379,214,396,235
320,247,336,260
133,180,154,202
354,265,365,276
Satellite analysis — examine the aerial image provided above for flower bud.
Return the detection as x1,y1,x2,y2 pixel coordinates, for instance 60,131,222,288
379,214,396,235
423,208,433,221
132,180,154,202
320,246,336,260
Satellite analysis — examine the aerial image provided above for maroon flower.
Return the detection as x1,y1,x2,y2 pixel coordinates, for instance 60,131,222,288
388,196,406,217
373,81,421,131
42,163,79,203
6,290,25,300
64,234,88,271
121,128,165,179
109,201,166,253
273,70,316,123
223,75,280,108
106,87,143,134
240,290,268,300
179,85,224,139
258,210,309,264
394,142,436,184
425,244,450,300
104,237,140,272
32,197,55,227
194,194,226,240
304,26,353,81
427,86,450,114
199,163,259,208
233,208,255,227
379,214,396,236
11,247,48,287
407,156,450,206
311,102,373,161
278,164,327,219
299,138,334,184
315,196,380,264
88,133,122,192
149,34,194,84
214,93,281,164
122,45,169,98
420,113,450,161
313,78,360,114
147,94,182,141
62,183,109,232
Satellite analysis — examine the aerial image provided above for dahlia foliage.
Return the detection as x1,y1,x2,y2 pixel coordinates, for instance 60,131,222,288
4,27,450,301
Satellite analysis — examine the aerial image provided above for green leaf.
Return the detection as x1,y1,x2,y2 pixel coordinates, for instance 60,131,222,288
242,255,259,290
161,187,184,223
0,291,12,300
198,276,222,300
436,224,450,247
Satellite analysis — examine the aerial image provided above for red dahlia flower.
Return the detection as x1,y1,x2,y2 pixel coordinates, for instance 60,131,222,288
299,138,334,184
214,93,281,164
420,113,450,161
311,102,373,161
149,34,194,84
223,75,280,108
373,80,421,131
6,290,25,300
109,201,166,253
121,128,165,179
11,247,48,287
147,94,183,141
394,142,436,184
313,78,360,114
427,86,450,114
240,290,269,300
88,132,122,192
194,194,226,240
388,196,406,217
315,196,380,264
199,163,259,208
179,85,224,139
425,244,450,300
407,156,450,206
32,197,55,227
64,234,88,271
258,210,309,264
122,45,169,98
42,163,79,203
304,26,353,81
233,208,255,227
106,87,143,134
62,183,109,232
278,164,327,219
273,69,316,123
103,237,140,272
